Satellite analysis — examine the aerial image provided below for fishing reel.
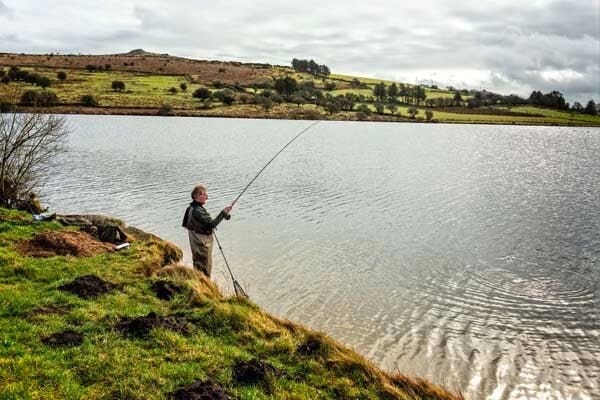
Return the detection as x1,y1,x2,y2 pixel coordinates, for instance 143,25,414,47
224,214,231,220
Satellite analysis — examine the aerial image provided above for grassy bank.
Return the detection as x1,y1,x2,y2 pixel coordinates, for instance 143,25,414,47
0,207,460,399
1,52,599,127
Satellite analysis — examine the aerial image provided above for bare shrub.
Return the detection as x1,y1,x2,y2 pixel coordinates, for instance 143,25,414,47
0,109,69,209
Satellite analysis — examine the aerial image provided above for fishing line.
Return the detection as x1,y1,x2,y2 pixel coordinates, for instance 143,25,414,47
217,120,321,298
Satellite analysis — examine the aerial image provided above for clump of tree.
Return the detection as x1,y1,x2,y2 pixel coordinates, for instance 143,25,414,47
36,77,51,89
80,94,98,107
356,104,372,116
571,100,597,115
192,87,211,100
584,100,598,115
373,82,387,101
528,90,568,110
212,89,235,105
372,82,427,105
325,100,342,115
57,71,67,82
407,107,418,119
253,95,273,112
20,90,59,107
0,67,52,89
0,106,69,210
180,83,188,92
274,76,298,97
465,90,527,108
111,81,125,92
350,78,367,88
291,58,331,76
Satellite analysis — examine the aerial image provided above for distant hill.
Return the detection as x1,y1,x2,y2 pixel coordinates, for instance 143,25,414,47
117,49,170,57
0,51,598,126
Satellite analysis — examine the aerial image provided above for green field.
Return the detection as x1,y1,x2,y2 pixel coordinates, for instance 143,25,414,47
505,106,600,124
1,67,211,109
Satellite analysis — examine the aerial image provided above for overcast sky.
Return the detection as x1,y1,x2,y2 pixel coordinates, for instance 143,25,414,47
1,0,598,103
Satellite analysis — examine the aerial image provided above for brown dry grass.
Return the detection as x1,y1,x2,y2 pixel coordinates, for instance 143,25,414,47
158,264,222,299
0,53,275,85
15,230,114,258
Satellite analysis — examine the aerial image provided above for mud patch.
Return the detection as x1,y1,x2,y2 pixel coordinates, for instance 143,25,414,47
232,359,280,386
171,380,235,400
151,280,185,300
16,230,113,258
30,303,73,316
116,312,192,338
58,275,118,299
297,335,329,356
41,330,84,347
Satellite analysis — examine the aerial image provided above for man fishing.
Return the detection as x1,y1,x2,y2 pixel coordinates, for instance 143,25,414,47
182,184,233,277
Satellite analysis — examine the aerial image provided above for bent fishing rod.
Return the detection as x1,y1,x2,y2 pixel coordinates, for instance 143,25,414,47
217,120,321,297
227,120,320,210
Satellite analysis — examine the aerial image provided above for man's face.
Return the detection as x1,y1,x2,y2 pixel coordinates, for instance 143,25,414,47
196,191,208,205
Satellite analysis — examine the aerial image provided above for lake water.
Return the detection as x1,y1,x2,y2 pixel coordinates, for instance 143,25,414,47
41,115,600,400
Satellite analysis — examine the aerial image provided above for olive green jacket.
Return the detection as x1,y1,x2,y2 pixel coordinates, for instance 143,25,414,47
182,201,227,235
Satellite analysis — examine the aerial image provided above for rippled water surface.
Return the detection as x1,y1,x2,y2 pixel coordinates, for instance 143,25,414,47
42,115,600,399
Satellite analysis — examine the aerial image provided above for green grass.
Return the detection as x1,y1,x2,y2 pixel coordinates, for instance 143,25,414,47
505,106,600,123
1,67,208,109
353,104,596,125
0,207,459,400
329,73,395,86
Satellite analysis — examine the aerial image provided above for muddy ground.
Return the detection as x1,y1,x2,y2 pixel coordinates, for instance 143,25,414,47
58,275,118,299
41,330,84,347
116,312,192,338
151,280,185,300
16,230,113,258
171,380,235,400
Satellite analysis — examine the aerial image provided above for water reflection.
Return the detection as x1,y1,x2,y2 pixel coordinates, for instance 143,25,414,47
42,116,600,399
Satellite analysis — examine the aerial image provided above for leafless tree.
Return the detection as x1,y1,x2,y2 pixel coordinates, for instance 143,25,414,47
0,105,69,210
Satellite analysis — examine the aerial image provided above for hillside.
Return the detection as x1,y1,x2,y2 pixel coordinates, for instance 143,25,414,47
0,51,598,126
0,207,461,399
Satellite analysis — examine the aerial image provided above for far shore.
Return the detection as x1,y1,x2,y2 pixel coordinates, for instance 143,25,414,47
12,105,600,127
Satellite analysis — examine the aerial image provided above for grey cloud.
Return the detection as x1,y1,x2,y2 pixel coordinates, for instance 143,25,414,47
0,0,597,103
0,0,12,17
446,1,598,40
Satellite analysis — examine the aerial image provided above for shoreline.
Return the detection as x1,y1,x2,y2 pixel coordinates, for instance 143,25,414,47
11,105,600,127
0,207,462,399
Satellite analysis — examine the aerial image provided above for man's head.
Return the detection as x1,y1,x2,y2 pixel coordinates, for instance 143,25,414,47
191,184,208,204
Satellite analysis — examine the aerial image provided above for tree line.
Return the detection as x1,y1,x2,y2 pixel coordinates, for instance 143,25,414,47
291,59,331,76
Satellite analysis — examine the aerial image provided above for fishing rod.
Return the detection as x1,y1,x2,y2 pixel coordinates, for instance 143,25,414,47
217,120,321,297
228,120,320,209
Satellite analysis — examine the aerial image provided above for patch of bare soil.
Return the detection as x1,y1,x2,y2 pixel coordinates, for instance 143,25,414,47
16,230,113,258
116,312,192,338
151,280,184,300
58,275,118,299
41,330,84,347
297,336,327,356
171,380,235,400
30,304,73,317
232,359,280,386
